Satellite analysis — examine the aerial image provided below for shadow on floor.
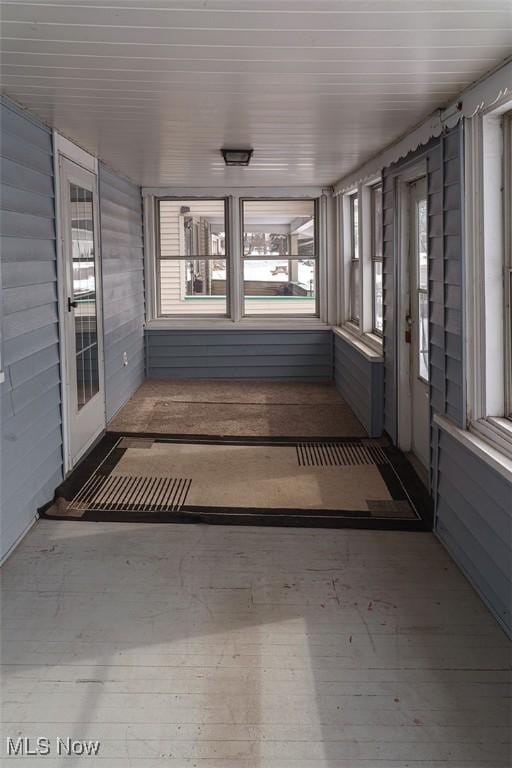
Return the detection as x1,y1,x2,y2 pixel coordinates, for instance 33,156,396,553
1,521,510,766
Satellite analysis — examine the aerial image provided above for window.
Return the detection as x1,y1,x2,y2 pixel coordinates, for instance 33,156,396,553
465,103,512,456
505,112,512,418
349,193,360,323
371,184,383,335
340,180,383,350
415,194,429,382
241,199,317,316
158,199,227,316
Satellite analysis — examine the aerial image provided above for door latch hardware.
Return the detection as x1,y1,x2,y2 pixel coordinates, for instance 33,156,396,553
405,313,412,344
67,297,78,312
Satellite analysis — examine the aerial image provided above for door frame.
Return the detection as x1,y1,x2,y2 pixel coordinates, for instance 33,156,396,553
53,132,105,474
395,160,428,466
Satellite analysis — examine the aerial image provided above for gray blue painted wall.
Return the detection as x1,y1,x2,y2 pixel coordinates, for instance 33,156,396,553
0,102,145,561
382,125,465,447
0,98,63,560
99,164,145,421
333,332,384,437
433,426,512,636
146,329,333,380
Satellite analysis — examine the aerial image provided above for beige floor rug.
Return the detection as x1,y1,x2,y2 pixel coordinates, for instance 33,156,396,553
45,435,432,530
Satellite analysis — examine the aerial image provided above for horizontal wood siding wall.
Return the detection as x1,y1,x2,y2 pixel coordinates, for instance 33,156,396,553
382,125,464,445
432,126,511,636
382,124,509,634
333,334,384,437
99,165,145,421
429,126,465,432
146,329,333,380
0,98,63,559
434,428,512,636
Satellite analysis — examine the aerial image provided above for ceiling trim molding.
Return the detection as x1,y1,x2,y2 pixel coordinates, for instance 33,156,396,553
334,59,512,196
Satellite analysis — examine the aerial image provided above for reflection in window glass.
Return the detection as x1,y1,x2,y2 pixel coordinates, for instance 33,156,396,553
373,261,383,334
416,197,429,382
70,183,99,410
351,260,360,324
242,200,317,316
371,184,383,334
351,194,359,261
418,291,429,381
349,193,360,323
158,199,227,315
417,199,428,290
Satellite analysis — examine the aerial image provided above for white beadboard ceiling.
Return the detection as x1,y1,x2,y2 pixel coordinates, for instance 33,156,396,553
1,0,511,187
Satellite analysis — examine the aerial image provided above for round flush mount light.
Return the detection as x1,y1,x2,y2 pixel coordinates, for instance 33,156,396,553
221,148,253,166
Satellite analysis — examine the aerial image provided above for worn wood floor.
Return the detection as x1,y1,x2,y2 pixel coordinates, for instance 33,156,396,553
1,520,511,767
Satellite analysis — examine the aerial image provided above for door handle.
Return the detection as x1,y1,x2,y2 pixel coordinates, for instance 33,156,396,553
405,313,412,344
67,297,78,312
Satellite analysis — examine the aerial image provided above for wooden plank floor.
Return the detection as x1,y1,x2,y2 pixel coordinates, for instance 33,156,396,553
1,520,511,766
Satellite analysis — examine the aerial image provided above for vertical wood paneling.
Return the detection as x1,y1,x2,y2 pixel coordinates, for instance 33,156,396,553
0,97,63,560
99,164,145,422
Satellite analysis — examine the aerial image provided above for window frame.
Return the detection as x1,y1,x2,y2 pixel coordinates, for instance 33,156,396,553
465,99,512,459
370,182,384,337
339,178,384,354
348,192,360,324
504,112,512,419
143,188,328,326
156,196,230,318
240,197,320,319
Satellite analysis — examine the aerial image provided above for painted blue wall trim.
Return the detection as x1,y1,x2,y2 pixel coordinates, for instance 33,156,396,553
99,164,145,421
145,329,333,380
333,333,384,437
0,97,63,560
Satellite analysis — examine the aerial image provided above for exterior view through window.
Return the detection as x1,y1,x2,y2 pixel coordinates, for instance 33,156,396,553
349,193,360,323
158,199,227,315
70,183,99,408
242,199,317,316
371,184,383,335
416,196,429,382
506,112,512,419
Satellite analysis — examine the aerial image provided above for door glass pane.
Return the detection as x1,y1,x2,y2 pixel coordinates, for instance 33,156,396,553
416,196,429,382
418,291,429,382
417,198,428,290
70,183,99,410
373,260,383,333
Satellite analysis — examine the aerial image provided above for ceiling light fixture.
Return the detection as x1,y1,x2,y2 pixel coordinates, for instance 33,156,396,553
221,148,253,166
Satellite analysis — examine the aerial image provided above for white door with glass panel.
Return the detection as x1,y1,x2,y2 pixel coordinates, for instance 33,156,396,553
59,157,105,468
408,178,430,469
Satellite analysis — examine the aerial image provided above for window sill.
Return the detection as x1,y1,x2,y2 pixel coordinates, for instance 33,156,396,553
333,326,384,362
434,414,512,482
146,317,331,331
470,417,512,462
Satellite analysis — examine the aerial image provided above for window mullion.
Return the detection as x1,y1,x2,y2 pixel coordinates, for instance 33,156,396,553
229,194,241,322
